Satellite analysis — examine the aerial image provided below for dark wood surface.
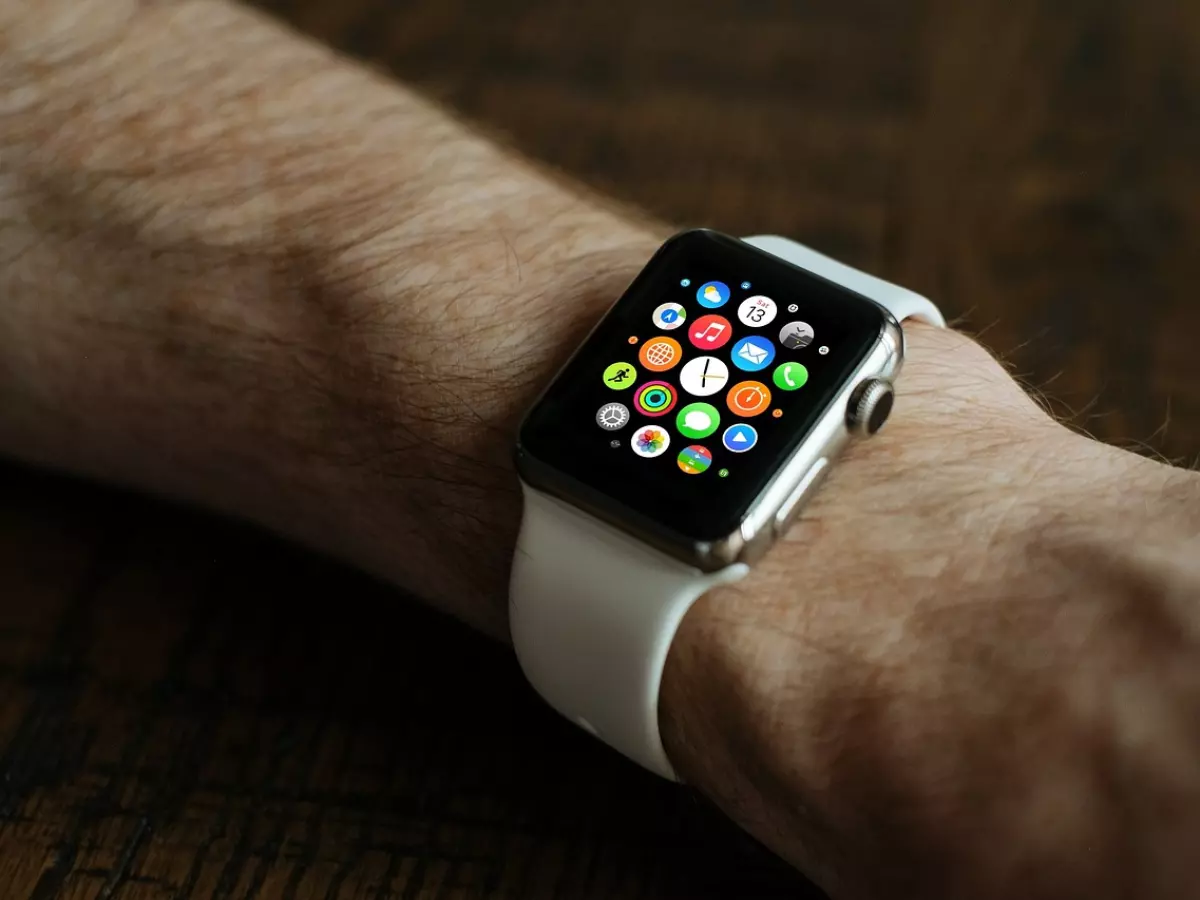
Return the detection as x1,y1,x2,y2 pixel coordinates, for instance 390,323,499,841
3,1,1198,897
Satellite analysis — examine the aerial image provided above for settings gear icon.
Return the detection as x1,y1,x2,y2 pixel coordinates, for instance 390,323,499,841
596,402,631,431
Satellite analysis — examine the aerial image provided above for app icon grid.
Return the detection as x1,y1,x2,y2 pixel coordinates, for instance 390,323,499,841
599,275,823,472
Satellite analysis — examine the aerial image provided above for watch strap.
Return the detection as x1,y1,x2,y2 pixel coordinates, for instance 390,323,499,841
743,235,946,326
510,483,748,780
511,234,942,783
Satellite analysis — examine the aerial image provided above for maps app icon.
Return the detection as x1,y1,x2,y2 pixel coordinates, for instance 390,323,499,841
652,302,686,330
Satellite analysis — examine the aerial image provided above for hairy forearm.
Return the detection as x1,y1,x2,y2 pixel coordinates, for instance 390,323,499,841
0,0,658,635
3,3,1200,897
664,367,1200,897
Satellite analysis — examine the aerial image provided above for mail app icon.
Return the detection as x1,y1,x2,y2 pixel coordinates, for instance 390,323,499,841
739,343,768,365
731,336,776,372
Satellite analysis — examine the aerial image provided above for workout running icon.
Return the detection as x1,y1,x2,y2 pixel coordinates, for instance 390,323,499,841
603,361,637,389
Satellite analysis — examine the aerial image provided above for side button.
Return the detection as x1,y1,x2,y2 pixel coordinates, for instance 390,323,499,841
773,458,831,537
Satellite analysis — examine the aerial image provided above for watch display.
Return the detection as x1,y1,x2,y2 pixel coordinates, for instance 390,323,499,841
517,230,888,542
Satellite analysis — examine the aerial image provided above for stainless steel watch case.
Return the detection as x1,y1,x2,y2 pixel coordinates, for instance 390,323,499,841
515,312,905,573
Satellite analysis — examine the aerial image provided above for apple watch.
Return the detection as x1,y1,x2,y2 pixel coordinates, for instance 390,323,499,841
510,230,944,780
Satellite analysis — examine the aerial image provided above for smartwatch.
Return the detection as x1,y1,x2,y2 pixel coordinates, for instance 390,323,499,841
510,230,944,780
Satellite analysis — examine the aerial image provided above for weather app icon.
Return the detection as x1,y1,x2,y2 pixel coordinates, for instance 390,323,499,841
695,281,730,309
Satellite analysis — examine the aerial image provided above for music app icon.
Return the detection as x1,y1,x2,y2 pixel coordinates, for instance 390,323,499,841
688,314,732,350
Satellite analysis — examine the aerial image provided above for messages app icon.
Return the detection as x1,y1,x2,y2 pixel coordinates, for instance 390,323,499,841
676,402,720,439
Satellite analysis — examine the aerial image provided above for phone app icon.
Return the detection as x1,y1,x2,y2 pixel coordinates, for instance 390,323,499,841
689,314,732,350
603,361,636,389
773,361,808,391
676,402,720,439
737,295,777,328
677,445,713,475
638,336,682,372
727,380,771,417
596,402,630,430
731,335,776,372
631,424,671,458
633,381,678,417
722,423,759,453
779,321,815,349
653,302,687,330
679,356,729,396
695,281,730,309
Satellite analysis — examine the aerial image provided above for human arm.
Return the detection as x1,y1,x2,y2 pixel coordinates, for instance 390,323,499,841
3,2,1200,898
0,0,659,639
663,327,1200,897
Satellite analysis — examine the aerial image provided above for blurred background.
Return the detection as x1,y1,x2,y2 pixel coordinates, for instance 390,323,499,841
2,1,1198,898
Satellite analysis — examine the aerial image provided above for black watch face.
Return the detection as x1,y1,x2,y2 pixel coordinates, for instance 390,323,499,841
518,230,888,543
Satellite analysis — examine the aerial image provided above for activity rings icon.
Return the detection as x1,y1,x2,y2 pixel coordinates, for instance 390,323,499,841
633,381,678,417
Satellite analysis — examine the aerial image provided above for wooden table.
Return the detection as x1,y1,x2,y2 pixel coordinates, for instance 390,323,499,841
3,1,1198,897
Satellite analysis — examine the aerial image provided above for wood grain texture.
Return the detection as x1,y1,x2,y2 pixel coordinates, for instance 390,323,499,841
2,0,1198,897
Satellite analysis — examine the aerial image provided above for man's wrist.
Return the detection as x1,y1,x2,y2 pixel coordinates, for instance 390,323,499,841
0,0,664,638
657,324,1041,888
659,325,1200,896
324,224,661,637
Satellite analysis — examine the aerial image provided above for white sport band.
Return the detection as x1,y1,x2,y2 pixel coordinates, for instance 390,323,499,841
743,236,946,328
510,487,749,777
511,235,943,781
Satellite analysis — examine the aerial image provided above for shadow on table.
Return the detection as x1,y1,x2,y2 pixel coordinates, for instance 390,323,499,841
0,462,820,898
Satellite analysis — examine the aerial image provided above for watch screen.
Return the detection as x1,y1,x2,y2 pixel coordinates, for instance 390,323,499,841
518,230,888,542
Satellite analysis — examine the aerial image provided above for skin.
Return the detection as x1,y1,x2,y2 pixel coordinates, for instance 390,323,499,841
2,2,1199,897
